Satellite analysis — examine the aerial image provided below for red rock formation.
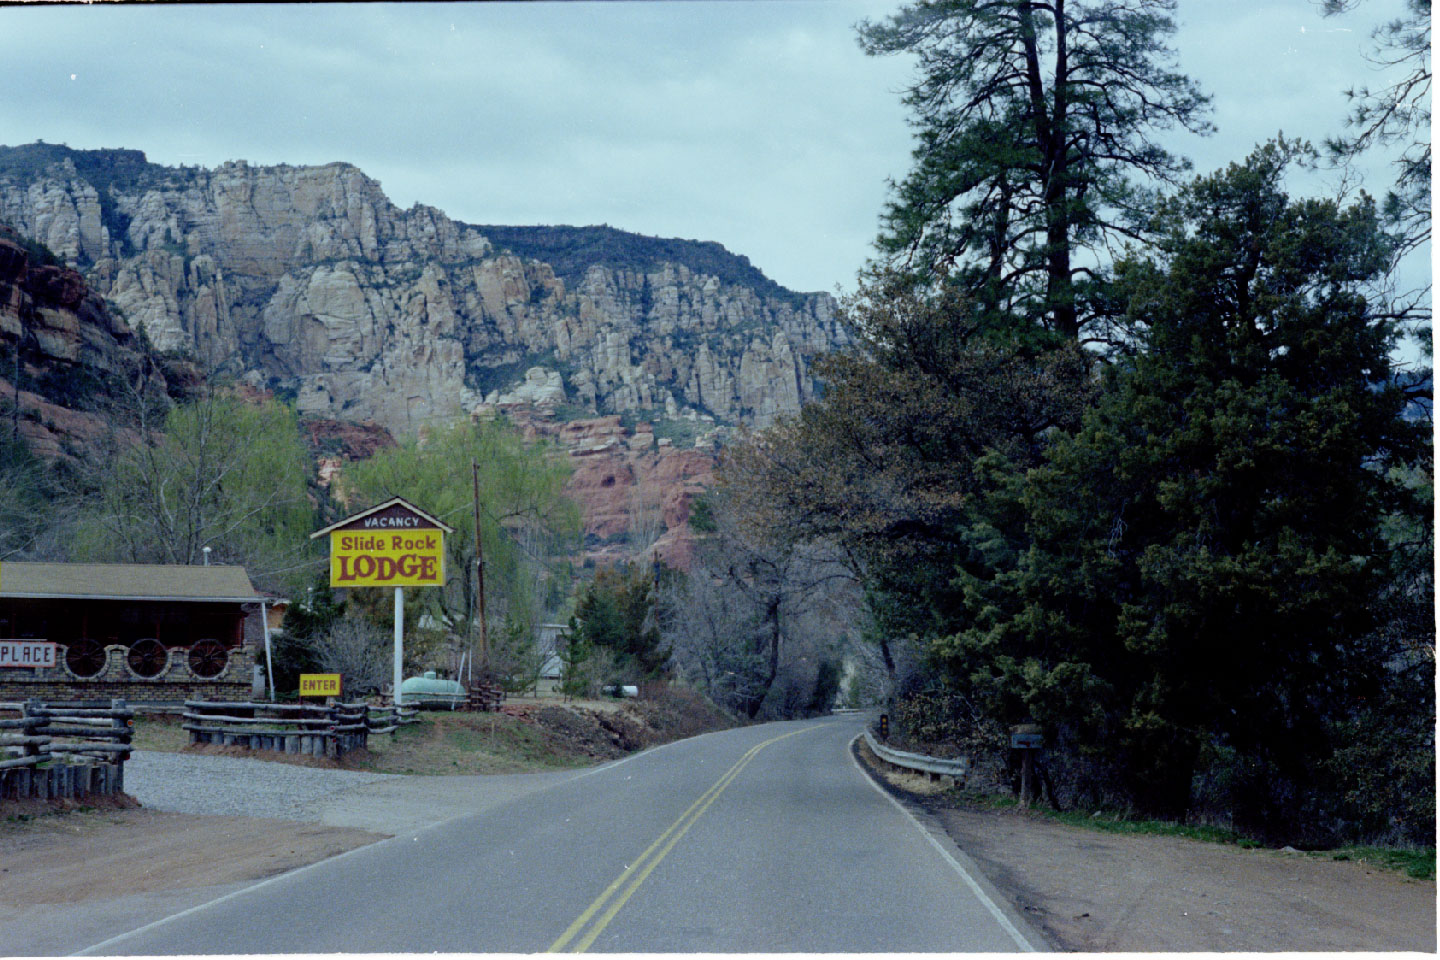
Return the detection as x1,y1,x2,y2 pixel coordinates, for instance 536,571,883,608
0,225,181,460
505,412,716,570
305,418,397,460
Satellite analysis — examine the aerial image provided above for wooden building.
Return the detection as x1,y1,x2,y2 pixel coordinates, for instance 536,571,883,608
0,562,263,702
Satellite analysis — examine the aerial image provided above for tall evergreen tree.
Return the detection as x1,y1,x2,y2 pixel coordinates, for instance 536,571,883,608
1322,0,1431,260
729,275,1094,652
946,142,1426,834
858,0,1212,338
571,566,669,684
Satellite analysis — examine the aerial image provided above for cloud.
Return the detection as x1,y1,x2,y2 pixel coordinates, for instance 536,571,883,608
0,0,1423,298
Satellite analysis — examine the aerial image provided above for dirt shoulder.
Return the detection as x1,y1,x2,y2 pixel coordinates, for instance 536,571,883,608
856,739,1436,952
0,806,384,955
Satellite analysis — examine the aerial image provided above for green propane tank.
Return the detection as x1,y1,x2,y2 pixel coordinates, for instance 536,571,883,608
399,670,467,709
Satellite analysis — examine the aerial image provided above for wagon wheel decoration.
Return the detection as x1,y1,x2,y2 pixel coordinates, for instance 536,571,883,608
65,639,107,679
187,639,230,679
127,638,169,678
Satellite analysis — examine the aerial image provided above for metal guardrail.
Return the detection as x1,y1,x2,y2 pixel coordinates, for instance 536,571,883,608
863,728,968,781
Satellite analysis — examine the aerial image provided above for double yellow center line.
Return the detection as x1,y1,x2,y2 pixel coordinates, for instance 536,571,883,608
548,725,816,953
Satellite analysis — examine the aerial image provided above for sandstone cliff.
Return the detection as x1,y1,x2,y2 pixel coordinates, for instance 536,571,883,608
0,143,849,437
503,408,716,570
0,223,189,460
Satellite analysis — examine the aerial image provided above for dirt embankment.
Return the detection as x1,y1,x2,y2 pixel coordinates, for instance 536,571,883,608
856,738,1435,952
506,686,737,760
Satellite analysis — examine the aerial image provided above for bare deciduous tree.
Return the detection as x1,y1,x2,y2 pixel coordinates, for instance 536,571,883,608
627,478,665,557
317,617,391,697
661,476,864,720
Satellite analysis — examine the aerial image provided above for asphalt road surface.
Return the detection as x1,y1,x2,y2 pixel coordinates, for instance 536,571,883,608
79,715,1041,954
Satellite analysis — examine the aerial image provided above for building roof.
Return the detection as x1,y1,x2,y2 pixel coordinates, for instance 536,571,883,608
0,562,260,603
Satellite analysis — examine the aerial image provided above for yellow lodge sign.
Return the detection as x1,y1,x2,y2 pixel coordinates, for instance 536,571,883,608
311,497,452,589
330,529,443,586
299,673,341,697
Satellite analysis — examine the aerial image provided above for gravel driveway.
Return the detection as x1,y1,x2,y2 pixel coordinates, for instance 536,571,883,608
124,750,586,834
125,750,400,821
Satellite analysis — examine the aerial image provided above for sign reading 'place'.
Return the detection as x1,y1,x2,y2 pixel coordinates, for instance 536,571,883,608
0,640,57,668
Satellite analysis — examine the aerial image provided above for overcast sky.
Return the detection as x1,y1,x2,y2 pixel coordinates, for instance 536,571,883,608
0,0,1425,303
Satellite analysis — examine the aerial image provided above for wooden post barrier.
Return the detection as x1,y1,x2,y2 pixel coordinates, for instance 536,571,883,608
180,700,373,758
0,700,128,803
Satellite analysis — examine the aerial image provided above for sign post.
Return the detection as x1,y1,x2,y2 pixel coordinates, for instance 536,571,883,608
311,498,453,706
1009,723,1044,809
394,585,403,707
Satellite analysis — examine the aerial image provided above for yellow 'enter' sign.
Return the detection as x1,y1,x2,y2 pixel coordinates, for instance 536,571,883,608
330,529,445,587
299,673,341,697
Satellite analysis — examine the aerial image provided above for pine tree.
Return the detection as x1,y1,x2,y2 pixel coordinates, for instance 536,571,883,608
557,615,593,701
571,567,669,684
858,0,1211,338
947,141,1426,833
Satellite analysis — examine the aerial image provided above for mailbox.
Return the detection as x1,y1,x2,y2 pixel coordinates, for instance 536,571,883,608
1009,722,1043,750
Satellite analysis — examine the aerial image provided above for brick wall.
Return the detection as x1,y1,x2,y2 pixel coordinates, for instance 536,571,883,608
0,643,257,703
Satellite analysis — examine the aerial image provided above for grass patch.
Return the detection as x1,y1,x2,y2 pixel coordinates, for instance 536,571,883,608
954,792,1262,847
954,792,1433,878
133,705,597,775
1314,845,1436,880
342,711,590,776
130,716,189,752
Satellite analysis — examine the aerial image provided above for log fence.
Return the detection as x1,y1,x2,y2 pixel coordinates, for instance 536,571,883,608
0,699,131,802
184,700,422,758
362,704,418,735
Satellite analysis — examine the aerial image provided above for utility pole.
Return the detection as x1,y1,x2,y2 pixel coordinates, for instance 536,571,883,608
11,328,20,442
472,461,488,669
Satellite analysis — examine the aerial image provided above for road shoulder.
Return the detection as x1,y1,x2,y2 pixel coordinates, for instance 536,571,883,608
0,808,384,955
846,735,1047,951
853,737,1435,952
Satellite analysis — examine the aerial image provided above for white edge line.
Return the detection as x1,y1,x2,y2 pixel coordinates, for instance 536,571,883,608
848,733,1041,953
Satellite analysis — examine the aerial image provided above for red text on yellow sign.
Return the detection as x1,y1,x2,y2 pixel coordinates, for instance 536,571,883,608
299,673,342,697
329,530,444,587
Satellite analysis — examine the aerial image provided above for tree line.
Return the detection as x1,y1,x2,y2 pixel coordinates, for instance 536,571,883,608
707,0,1432,847
0,367,582,698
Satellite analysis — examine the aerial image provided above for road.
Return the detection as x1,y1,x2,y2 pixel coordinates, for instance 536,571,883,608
78,715,1041,954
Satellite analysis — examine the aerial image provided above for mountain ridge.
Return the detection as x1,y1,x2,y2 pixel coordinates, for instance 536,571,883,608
0,141,848,435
